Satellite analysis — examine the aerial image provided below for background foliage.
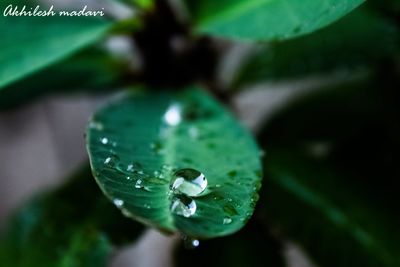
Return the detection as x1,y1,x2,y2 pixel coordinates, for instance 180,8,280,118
0,0,399,266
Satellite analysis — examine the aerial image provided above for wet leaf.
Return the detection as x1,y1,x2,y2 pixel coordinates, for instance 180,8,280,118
86,88,262,238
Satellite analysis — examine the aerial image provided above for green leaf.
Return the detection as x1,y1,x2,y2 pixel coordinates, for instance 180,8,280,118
233,9,399,88
86,88,262,238
0,13,111,89
184,0,365,40
174,220,286,267
0,165,144,267
0,48,130,110
262,150,400,267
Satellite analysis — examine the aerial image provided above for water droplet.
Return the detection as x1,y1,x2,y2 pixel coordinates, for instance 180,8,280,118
223,217,232,225
101,137,109,144
135,179,143,189
113,198,124,208
170,195,196,218
171,169,207,197
164,104,182,126
182,235,200,249
192,239,200,247
104,154,119,167
126,162,143,173
89,121,104,131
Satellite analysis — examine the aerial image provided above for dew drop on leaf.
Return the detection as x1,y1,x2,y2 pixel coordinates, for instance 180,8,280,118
170,195,197,218
170,168,207,197
104,154,119,167
135,179,143,189
164,103,182,126
223,217,232,225
113,198,124,208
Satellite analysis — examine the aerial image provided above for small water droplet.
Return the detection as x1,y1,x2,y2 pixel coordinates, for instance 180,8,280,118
126,162,143,173
104,154,119,167
89,121,104,131
113,198,124,208
192,239,200,247
135,179,143,189
223,217,232,225
164,104,182,126
170,169,207,197
170,195,196,218
182,235,200,249
101,137,109,144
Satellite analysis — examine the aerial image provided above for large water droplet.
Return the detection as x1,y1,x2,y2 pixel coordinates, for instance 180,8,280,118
170,195,196,218
170,169,207,197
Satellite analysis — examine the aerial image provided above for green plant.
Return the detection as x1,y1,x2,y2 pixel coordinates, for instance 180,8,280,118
1,0,399,266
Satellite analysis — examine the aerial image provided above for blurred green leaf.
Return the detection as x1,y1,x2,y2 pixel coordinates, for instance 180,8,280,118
262,150,400,267
0,48,131,110
86,88,262,238
233,9,399,88
258,74,400,267
0,165,144,267
174,220,286,267
0,12,112,89
183,0,365,41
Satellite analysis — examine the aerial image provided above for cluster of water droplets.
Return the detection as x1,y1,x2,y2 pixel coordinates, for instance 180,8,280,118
169,168,208,218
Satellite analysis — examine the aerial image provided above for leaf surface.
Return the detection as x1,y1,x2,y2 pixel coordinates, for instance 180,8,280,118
184,0,365,40
0,13,111,89
233,9,399,88
86,88,262,238
0,48,130,110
